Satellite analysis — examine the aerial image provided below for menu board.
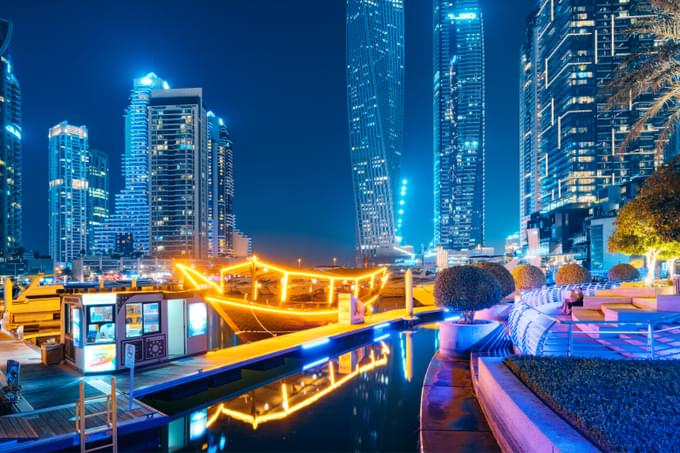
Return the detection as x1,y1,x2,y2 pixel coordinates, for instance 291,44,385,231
125,303,143,338
89,305,113,323
143,303,160,334
188,303,207,337
84,344,117,372
71,307,82,347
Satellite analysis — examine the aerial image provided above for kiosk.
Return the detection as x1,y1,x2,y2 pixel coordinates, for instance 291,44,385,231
61,290,209,373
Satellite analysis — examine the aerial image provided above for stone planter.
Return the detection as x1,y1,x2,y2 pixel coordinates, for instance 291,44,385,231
475,302,513,321
438,319,500,358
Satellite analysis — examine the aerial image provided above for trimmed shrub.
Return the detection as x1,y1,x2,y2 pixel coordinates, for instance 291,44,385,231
511,264,546,290
554,263,591,285
434,265,502,322
471,262,515,297
504,356,680,452
607,263,640,282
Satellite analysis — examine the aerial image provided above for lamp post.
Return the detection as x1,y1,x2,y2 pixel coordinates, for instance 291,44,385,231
297,258,302,268
332,257,337,266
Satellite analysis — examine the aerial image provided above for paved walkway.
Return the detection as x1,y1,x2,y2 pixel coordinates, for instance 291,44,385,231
420,354,499,453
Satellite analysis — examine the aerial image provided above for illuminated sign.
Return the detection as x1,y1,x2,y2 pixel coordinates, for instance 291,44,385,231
82,293,117,306
189,409,207,440
188,302,207,337
448,12,477,20
84,344,116,372
72,307,82,348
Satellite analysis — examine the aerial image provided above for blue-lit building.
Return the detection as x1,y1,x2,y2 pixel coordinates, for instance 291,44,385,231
346,0,404,263
0,19,22,257
207,112,234,257
96,73,169,255
433,0,486,251
520,0,677,263
149,88,208,259
87,149,109,255
48,122,89,264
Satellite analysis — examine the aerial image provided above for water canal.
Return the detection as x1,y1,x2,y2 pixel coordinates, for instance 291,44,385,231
142,325,439,452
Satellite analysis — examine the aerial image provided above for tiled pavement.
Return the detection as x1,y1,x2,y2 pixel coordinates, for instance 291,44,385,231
420,354,499,453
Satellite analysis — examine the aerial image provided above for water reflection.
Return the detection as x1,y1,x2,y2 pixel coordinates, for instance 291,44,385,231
207,341,391,430
170,328,435,452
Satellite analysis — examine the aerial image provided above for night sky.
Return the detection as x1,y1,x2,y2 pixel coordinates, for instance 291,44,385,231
4,0,534,266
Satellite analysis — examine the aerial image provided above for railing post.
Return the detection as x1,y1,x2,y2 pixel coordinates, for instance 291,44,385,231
567,324,573,357
647,323,655,360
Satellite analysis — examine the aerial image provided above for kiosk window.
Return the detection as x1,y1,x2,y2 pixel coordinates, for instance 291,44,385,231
87,305,115,344
125,303,143,338
143,303,160,334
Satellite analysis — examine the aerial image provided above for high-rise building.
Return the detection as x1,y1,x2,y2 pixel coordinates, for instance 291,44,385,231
520,1,672,246
148,88,208,259
346,0,404,262
433,0,486,251
48,122,89,264
96,73,169,255
518,13,540,247
0,19,22,257
207,111,234,257
87,149,109,254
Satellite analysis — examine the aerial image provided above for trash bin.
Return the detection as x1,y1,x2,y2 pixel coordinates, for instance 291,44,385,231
41,343,64,366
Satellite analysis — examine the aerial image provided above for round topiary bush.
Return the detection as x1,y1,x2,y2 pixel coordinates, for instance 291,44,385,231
555,263,591,286
434,265,503,322
608,263,640,282
471,262,515,297
511,264,546,290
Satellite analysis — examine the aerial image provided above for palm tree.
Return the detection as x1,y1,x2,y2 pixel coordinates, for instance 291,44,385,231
605,0,680,164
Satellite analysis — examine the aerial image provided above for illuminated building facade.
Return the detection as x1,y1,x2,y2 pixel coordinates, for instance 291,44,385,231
433,0,486,251
87,149,108,254
149,88,208,259
207,112,234,257
0,19,22,256
48,122,89,264
346,0,404,262
96,73,169,255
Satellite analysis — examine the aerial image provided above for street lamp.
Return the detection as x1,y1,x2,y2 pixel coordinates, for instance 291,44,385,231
332,257,337,266
297,257,302,268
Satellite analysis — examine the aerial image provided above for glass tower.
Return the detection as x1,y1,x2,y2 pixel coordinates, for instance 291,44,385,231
87,149,109,255
96,73,168,255
433,0,486,251
48,122,89,264
207,112,234,257
0,19,22,256
148,88,208,259
346,0,404,262
519,0,671,242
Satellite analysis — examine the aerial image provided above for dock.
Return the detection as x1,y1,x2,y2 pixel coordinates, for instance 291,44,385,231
0,305,441,451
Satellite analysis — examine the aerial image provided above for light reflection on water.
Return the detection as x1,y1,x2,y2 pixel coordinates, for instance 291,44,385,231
168,327,438,452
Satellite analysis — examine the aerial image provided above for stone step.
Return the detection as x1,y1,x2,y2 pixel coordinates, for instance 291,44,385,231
583,296,631,309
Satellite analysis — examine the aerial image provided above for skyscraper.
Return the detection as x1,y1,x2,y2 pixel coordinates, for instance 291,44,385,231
49,122,89,264
346,0,404,262
207,112,234,257
518,13,540,247
96,73,168,255
87,149,109,255
0,19,21,257
433,0,486,251
148,88,208,259
520,0,670,243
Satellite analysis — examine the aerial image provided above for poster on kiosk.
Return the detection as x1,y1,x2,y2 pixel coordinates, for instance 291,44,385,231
338,293,364,325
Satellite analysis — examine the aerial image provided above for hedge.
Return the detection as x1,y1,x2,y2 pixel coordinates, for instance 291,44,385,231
505,356,680,452
511,264,546,290
555,263,591,285
608,263,640,282
471,262,515,297
434,265,502,320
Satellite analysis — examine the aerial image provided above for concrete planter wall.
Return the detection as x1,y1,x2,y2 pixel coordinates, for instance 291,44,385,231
475,303,513,322
438,319,499,358
473,357,599,453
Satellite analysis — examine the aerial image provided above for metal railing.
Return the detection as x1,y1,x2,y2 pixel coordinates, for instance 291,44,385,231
75,377,118,453
518,282,616,308
509,303,680,360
